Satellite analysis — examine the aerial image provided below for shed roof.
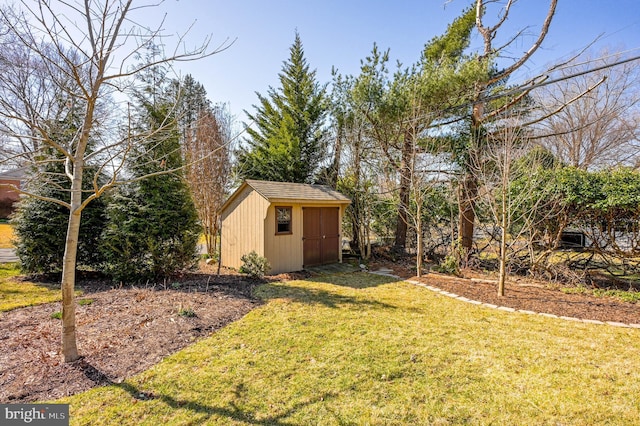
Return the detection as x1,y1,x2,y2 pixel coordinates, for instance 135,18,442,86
221,179,350,213
246,180,350,202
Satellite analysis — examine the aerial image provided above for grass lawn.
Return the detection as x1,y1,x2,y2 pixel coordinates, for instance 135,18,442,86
0,223,14,248
0,263,63,311
59,272,640,425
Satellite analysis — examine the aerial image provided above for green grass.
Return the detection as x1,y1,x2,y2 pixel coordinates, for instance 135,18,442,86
593,288,640,303
563,285,640,303
0,223,14,248
0,263,66,311
58,272,640,425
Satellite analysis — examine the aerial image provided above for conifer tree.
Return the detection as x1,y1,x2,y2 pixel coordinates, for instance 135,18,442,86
236,32,327,183
12,112,108,275
101,66,201,283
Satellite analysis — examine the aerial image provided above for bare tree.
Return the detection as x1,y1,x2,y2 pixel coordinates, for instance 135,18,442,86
458,0,558,258
472,117,553,295
184,106,232,258
0,0,225,362
533,49,640,170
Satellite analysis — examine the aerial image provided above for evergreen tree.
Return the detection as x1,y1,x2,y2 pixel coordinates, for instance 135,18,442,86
236,32,327,183
12,116,108,275
173,74,212,143
101,65,201,283
12,172,108,275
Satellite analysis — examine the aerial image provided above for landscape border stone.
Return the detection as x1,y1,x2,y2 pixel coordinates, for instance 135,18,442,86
368,270,640,329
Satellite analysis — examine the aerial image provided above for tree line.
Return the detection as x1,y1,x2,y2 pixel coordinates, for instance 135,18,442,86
234,0,640,287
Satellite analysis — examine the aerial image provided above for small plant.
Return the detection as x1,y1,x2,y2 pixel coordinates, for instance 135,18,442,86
239,251,271,279
50,311,62,320
433,252,460,275
78,298,93,306
432,241,463,275
203,251,220,264
178,306,197,318
171,282,182,290
561,286,589,295
561,286,640,304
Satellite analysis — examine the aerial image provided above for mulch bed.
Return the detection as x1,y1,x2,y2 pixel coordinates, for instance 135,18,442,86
2,261,640,404
0,263,308,404
371,260,640,325
411,273,640,325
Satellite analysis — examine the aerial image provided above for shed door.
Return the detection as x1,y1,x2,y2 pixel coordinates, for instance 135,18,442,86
303,207,340,267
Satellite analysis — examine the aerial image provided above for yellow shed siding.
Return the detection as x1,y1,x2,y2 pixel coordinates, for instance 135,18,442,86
264,204,305,274
264,203,347,274
220,180,351,275
220,187,270,270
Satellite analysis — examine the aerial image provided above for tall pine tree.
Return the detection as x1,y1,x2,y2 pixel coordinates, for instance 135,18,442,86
236,32,327,183
101,65,201,283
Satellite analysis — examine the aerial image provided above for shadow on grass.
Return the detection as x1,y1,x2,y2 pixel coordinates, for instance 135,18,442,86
256,271,402,310
74,360,336,425
307,271,400,289
116,379,335,425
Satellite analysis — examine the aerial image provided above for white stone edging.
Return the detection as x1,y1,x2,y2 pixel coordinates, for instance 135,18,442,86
368,271,640,329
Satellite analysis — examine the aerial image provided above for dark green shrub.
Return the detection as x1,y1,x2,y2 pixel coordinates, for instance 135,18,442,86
239,251,271,278
100,67,203,283
12,170,108,275
101,179,201,283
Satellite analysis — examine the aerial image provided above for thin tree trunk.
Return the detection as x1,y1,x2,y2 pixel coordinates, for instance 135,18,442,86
416,201,423,277
217,219,222,276
61,170,83,362
498,187,508,296
395,183,409,252
366,222,371,260
329,123,343,187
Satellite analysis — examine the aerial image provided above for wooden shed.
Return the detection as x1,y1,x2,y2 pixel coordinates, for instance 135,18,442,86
220,180,351,274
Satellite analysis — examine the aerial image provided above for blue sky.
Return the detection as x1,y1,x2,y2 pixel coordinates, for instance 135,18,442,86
149,0,640,123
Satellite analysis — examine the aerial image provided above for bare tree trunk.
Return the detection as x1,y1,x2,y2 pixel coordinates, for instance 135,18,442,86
395,183,409,252
366,222,371,260
351,136,365,258
498,184,508,296
394,139,412,252
458,173,477,256
61,170,83,362
416,200,423,277
217,220,222,275
329,123,343,187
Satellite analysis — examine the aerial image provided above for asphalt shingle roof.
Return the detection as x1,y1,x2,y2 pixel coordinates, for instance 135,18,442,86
245,179,350,203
